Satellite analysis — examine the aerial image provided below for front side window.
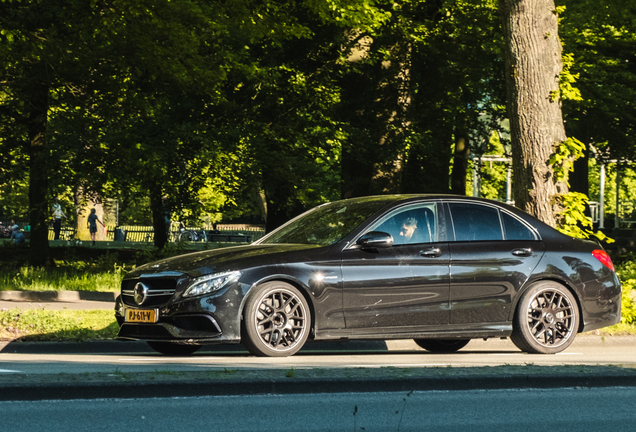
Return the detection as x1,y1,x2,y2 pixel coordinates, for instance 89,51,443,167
367,203,438,246
448,203,503,241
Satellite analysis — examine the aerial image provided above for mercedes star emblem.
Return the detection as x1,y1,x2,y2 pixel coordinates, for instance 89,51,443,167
133,282,149,305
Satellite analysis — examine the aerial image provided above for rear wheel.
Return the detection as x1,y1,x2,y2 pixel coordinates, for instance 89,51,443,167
147,341,201,356
414,339,470,353
241,281,310,357
511,281,579,354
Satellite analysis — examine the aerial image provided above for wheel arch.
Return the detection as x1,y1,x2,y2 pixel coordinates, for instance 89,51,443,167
510,277,585,333
239,276,317,340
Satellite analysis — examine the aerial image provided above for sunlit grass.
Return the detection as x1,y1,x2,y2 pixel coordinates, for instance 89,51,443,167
0,266,124,292
0,308,118,341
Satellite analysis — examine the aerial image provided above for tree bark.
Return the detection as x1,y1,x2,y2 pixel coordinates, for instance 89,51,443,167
27,82,51,267
499,0,568,226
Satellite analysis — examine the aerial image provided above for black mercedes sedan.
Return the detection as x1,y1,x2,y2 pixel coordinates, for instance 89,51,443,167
115,195,621,356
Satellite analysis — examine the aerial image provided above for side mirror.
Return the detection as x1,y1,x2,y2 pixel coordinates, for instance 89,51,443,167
357,231,394,249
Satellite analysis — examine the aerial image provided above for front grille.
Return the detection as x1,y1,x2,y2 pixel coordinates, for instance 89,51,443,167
121,274,183,307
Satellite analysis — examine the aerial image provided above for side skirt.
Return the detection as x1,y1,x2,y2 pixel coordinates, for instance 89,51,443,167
314,322,512,341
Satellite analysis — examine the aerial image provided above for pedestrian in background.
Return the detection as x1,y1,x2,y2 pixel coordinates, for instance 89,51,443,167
10,225,25,244
51,197,67,240
87,208,104,246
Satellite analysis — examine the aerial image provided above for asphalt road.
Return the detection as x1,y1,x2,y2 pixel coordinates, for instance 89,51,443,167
2,387,636,431
1,336,636,401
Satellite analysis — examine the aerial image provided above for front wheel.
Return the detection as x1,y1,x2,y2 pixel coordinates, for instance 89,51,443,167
414,339,470,353
147,341,201,356
510,282,579,354
241,281,310,357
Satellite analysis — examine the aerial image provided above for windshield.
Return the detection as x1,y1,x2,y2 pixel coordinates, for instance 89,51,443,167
260,198,391,246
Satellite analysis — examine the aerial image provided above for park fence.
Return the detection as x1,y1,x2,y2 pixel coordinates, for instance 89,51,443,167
1,221,265,243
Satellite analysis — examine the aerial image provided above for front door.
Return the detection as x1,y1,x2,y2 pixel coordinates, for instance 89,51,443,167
341,202,451,332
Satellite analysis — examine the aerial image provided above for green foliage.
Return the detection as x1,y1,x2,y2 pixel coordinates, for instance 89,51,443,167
615,257,636,324
551,138,611,242
558,0,636,162
550,137,585,184
559,52,583,102
553,191,612,243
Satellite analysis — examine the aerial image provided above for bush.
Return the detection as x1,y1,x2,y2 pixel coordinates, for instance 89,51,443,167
615,256,636,324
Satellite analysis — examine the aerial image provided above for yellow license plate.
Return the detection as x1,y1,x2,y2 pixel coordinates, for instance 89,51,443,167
125,309,157,323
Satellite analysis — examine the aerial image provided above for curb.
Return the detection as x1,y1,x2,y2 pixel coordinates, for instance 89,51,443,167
3,370,636,401
0,291,116,302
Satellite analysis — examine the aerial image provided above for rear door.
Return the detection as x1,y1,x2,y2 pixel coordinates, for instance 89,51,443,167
445,201,544,325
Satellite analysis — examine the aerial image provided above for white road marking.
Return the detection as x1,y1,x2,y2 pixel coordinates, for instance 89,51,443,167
0,369,22,373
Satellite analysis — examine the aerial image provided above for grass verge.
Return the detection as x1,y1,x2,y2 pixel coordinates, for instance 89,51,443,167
0,308,118,341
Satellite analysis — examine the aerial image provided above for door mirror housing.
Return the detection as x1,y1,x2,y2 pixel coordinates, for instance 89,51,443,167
356,231,394,249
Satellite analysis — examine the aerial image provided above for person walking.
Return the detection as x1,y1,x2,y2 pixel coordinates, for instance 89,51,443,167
10,225,25,244
51,197,67,240
87,208,104,246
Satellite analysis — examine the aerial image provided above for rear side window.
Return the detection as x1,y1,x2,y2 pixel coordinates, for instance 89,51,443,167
448,203,503,241
502,212,537,240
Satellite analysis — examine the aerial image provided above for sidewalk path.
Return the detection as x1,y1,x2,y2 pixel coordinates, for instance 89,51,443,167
0,291,115,311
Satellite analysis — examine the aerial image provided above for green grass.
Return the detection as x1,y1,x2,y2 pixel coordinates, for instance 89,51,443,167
0,308,118,341
0,266,124,292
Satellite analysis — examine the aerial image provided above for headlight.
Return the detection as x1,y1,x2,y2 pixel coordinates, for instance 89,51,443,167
183,271,241,298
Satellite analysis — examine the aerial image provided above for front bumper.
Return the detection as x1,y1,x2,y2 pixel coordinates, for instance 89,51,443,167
114,281,246,344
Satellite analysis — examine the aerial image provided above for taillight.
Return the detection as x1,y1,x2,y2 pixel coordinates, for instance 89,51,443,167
592,249,615,272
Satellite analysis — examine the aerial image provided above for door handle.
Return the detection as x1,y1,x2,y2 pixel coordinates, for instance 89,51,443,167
420,247,442,258
512,248,532,257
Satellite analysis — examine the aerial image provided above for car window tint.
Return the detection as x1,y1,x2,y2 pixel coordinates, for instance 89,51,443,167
449,203,503,241
370,203,437,246
261,198,390,245
502,212,537,240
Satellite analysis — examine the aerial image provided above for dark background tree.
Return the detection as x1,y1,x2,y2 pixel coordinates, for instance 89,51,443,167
2,0,635,263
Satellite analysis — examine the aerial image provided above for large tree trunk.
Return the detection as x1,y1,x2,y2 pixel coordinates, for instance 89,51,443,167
27,82,51,267
499,0,568,226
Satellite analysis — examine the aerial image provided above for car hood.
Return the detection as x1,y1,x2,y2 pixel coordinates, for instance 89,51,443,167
125,243,327,279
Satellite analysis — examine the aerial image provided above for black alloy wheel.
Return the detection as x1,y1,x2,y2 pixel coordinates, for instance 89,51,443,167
242,282,310,357
147,341,201,356
511,282,579,354
413,339,470,353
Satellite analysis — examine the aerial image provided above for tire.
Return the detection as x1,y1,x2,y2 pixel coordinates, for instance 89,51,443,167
147,341,201,356
241,281,310,357
179,231,195,242
510,281,579,354
414,339,470,353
